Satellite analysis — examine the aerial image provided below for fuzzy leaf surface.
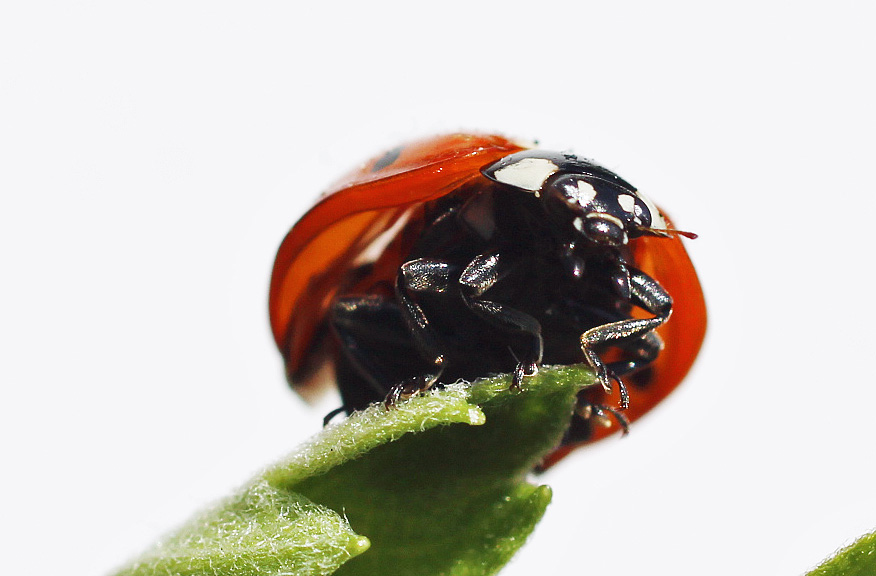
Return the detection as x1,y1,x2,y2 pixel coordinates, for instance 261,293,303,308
113,365,594,576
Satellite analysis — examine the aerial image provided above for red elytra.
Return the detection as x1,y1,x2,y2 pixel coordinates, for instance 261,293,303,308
269,133,706,468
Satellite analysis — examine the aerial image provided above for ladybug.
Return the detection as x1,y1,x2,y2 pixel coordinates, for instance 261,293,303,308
269,133,706,468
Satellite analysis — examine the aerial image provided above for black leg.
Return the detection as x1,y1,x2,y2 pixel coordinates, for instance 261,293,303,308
332,295,407,398
393,252,545,399
322,405,349,426
388,259,454,405
575,402,630,435
605,331,663,379
331,294,435,411
579,267,672,409
572,331,661,432
459,252,544,388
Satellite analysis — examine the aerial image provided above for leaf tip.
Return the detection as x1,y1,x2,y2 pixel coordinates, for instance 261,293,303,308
531,484,553,507
466,405,487,425
348,535,371,556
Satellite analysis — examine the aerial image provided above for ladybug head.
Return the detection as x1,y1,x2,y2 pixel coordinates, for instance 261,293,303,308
482,150,673,247
542,173,668,247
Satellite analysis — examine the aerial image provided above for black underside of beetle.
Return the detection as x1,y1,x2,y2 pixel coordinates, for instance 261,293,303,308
329,180,660,445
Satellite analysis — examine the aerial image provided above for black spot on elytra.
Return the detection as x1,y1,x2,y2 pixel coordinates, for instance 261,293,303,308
371,146,403,172
562,412,595,444
629,367,654,389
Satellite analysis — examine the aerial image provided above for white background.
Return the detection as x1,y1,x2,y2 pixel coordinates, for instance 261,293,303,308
2,1,875,575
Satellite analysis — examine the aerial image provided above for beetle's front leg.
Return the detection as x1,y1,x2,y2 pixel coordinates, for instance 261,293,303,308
459,253,544,389
580,267,672,409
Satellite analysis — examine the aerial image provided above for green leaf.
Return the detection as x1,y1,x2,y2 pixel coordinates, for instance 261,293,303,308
115,480,370,576
807,530,876,576
114,365,594,576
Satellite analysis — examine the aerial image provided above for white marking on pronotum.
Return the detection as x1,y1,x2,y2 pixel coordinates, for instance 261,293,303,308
618,194,637,214
574,180,598,206
493,158,559,194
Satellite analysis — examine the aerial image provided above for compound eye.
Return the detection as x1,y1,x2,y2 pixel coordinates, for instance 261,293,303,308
631,190,667,230
616,193,651,227
615,190,669,235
